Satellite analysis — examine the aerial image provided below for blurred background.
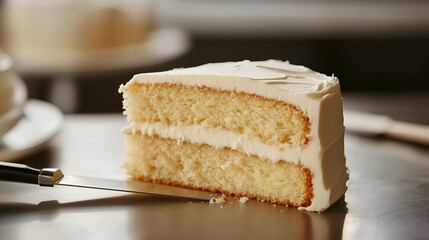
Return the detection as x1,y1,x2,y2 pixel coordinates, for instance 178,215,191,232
1,0,428,114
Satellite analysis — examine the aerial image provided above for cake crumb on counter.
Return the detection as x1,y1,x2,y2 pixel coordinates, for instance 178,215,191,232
239,197,249,203
209,194,226,204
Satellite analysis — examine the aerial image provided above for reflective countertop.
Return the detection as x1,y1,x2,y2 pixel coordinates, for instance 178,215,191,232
0,94,428,240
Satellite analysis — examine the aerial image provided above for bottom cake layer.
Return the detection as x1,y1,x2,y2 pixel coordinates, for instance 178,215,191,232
123,132,314,207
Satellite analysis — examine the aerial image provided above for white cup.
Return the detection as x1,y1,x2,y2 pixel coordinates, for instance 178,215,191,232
0,52,27,138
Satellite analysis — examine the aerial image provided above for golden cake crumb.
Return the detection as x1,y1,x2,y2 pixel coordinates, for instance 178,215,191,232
209,194,227,204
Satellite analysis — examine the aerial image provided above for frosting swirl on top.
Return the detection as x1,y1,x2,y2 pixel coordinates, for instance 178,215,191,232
166,60,338,95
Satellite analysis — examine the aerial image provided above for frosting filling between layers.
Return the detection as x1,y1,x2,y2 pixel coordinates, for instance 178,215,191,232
124,122,344,165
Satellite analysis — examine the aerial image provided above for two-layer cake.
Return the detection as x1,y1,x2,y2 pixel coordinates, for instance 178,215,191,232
120,60,347,212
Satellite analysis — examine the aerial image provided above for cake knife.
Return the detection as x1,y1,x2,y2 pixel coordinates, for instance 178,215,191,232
344,110,429,146
0,162,218,201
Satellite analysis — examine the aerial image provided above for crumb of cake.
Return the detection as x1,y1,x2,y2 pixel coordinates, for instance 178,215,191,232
209,194,227,204
239,197,249,203
273,204,276,207
220,206,223,209
280,210,284,212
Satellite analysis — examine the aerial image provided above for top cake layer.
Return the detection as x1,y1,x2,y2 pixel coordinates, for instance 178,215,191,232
121,60,347,211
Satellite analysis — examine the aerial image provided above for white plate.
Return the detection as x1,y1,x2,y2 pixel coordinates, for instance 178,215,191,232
0,99,63,162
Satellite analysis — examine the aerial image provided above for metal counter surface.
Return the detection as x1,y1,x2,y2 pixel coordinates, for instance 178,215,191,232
0,95,428,240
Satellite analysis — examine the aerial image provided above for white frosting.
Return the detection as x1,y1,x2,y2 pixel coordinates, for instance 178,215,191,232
122,60,347,212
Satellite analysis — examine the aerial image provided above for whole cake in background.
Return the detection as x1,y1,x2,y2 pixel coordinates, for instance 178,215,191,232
120,60,347,212
1,0,154,68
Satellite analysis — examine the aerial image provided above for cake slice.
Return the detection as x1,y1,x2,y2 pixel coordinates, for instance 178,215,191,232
119,60,347,212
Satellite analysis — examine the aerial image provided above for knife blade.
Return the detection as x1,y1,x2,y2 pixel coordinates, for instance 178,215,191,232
344,110,429,146
0,162,219,201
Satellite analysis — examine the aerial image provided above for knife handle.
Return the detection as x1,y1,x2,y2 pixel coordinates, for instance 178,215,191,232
0,162,41,184
386,120,429,146
0,162,64,186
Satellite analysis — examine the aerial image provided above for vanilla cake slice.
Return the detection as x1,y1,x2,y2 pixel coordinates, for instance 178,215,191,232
119,60,347,212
